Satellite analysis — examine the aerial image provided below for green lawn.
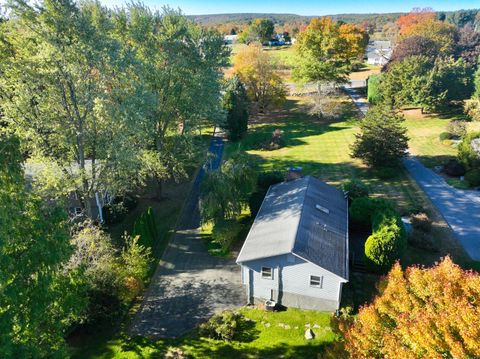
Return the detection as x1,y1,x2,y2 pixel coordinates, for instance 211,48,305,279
404,110,480,168
71,307,335,358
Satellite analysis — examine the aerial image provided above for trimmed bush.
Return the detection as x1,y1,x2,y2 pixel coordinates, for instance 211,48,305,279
342,178,369,202
409,213,436,251
349,197,377,226
458,132,480,170
446,121,467,138
439,132,453,141
367,74,382,104
199,311,243,341
366,211,407,272
257,171,284,189
443,159,466,177
465,169,480,187
349,197,396,227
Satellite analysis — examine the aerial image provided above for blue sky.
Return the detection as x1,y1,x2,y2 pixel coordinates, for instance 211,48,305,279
98,0,479,16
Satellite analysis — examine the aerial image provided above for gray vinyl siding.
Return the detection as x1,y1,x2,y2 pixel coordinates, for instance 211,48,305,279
240,253,345,311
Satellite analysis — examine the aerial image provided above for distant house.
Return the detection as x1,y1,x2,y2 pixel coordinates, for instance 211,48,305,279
366,40,392,66
236,176,349,311
224,35,238,45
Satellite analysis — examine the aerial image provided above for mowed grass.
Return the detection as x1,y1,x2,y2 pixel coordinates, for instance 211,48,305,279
404,109,480,168
71,307,335,358
228,95,430,214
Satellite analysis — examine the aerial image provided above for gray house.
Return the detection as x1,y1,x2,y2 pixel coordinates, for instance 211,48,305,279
236,176,349,311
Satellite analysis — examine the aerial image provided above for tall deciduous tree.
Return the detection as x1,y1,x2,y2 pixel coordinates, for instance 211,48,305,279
238,18,274,44
339,257,480,358
200,153,257,224
397,8,456,55
351,106,409,168
0,135,86,358
222,76,249,141
293,17,367,87
233,44,286,112
0,0,145,216
113,5,228,198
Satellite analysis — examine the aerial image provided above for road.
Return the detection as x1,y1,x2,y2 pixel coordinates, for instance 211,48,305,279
403,156,480,260
130,136,246,338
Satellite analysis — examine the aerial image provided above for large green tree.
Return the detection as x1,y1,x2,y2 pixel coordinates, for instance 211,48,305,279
351,106,409,168
113,5,228,198
0,0,145,216
0,135,86,358
293,17,367,87
239,18,274,44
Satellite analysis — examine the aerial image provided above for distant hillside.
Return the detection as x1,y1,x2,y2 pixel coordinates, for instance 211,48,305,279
189,12,405,26
188,13,311,26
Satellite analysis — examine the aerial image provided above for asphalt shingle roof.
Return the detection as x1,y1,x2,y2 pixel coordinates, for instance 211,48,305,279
236,176,348,280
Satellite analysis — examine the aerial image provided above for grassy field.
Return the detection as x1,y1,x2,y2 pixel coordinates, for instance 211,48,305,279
71,307,336,358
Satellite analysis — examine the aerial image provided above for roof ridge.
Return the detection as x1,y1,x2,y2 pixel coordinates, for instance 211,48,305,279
290,176,311,252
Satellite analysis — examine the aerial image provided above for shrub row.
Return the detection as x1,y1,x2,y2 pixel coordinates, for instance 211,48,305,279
350,197,407,272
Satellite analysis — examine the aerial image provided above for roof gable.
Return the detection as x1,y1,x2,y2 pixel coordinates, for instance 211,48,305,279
236,176,348,279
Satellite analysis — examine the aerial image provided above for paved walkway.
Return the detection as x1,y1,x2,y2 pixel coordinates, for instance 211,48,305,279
130,136,246,338
403,156,480,260
346,85,480,261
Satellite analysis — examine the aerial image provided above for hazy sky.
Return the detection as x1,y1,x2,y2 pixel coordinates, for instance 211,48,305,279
98,0,479,16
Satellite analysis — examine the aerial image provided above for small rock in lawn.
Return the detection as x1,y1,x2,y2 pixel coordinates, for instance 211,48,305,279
277,323,285,328
305,328,315,340
313,324,320,329
304,323,311,327
284,325,291,329
264,323,271,328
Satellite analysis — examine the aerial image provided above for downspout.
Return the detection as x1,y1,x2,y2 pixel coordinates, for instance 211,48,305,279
95,192,103,224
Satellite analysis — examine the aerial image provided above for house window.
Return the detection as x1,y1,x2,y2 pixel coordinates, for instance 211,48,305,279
261,267,273,279
310,275,323,288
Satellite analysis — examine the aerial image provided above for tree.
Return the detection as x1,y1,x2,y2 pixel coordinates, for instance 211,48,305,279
69,223,151,325
339,257,480,358
454,25,480,67
238,18,274,44
200,153,257,224
222,76,249,141
113,5,228,198
379,56,436,110
293,18,367,87
233,44,286,112
384,36,440,70
397,8,456,55
0,135,86,357
351,106,409,168
0,0,145,216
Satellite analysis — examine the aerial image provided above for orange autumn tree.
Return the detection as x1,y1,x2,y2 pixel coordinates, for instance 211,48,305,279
341,257,480,358
397,8,456,54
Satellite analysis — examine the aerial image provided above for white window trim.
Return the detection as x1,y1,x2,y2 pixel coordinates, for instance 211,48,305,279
310,275,323,288
261,267,273,280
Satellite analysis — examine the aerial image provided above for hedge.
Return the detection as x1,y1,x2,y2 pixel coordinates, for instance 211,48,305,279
367,74,382,105
458,132,480,171
350,197,407,272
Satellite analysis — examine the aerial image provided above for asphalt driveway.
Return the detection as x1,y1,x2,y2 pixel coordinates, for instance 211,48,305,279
404,156,480,260
130,137,246,338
